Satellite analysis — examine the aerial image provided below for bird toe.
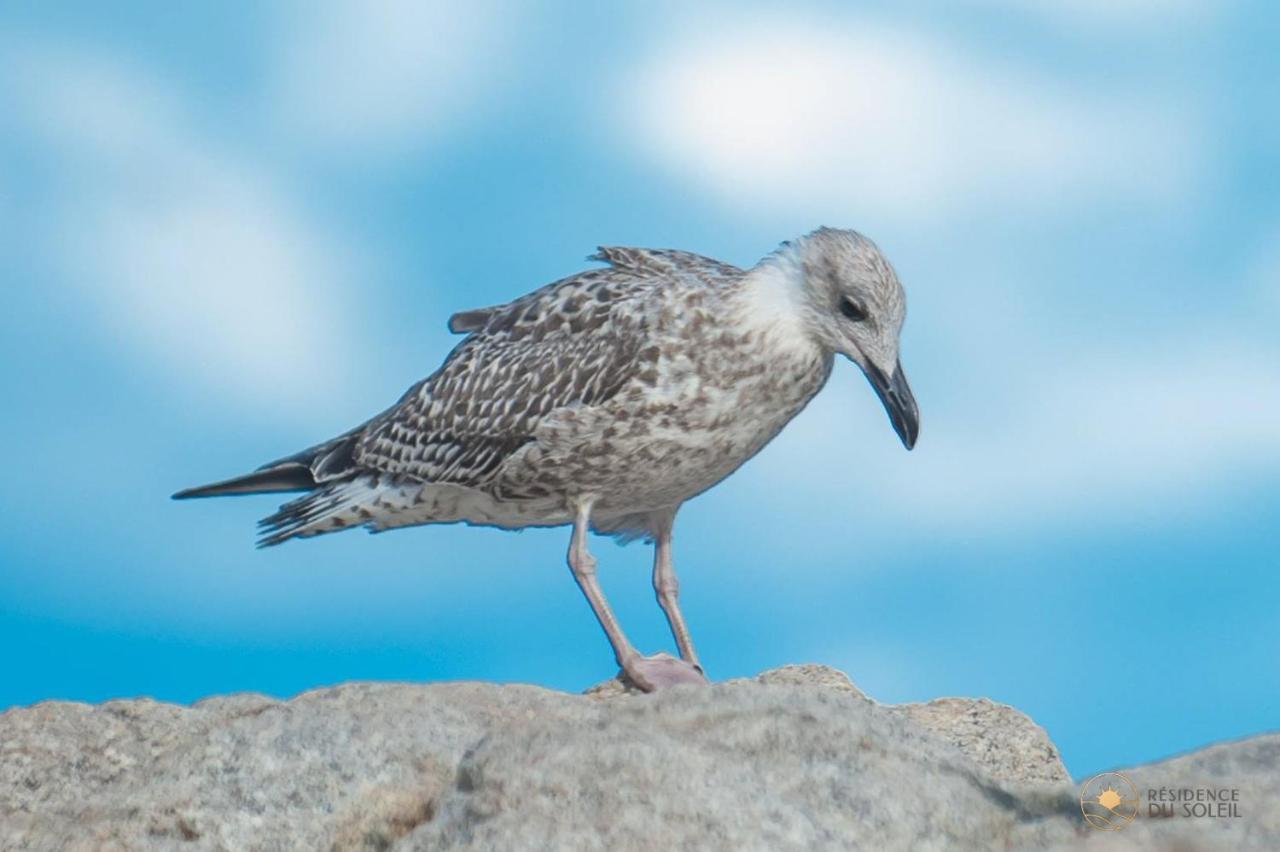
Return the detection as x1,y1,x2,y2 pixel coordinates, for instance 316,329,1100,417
621,652,709,692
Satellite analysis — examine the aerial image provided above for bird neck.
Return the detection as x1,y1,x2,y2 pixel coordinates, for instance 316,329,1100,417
732,252,824,362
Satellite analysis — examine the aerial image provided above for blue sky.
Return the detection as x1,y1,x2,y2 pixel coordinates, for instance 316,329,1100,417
1,1,1277,780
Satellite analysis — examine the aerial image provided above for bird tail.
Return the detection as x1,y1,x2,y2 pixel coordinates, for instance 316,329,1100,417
172,430,400,546
256,475,402,548
171,463,317,499
171,430,362,500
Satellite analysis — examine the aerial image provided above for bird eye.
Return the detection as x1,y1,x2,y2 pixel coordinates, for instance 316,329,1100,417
839,297,867,322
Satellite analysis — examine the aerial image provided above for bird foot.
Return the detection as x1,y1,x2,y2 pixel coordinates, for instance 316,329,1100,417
620,652,708,692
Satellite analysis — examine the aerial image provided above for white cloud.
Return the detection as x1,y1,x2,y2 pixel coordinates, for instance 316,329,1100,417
7,45,374,417
270,0,517,158
741,334,1280,536
75,187,363,412
625,17,1200,221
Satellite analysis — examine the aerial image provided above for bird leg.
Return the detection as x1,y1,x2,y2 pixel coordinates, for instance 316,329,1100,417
652,511,703,673
567,500,706,692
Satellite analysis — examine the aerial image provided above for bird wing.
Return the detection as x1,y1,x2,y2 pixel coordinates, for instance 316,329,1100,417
586,246,742,280
446,247,740,335
352,264,659,487
251,248,739,493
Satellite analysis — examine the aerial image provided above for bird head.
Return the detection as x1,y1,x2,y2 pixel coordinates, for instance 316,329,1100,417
787,227,919,450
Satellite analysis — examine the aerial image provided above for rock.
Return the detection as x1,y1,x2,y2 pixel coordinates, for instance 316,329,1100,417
0,665,1274,851
747,662,870,696
893,697,1068,785
593,664,1068,785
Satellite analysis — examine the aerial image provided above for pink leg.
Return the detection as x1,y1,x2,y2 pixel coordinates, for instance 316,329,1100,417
652,510,703,672
566,500,706,692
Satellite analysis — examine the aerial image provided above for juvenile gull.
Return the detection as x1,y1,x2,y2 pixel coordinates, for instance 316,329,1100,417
174,227,919,691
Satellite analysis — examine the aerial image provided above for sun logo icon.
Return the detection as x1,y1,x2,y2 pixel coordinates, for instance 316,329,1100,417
1080,772,1139,830
1097,787,1123,810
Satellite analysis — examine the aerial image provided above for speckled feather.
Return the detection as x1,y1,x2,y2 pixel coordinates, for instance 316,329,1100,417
176,229,916,547
175,228,914,693
235,224,921,550
255,247,788,545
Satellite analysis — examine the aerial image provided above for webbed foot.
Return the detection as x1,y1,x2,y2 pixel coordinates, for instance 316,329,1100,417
621,652,708,692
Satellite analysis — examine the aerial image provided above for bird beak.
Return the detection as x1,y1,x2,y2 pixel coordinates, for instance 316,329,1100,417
865,359,919,450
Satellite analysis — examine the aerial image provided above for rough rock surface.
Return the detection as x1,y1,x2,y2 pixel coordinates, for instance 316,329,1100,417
0,664,1274,851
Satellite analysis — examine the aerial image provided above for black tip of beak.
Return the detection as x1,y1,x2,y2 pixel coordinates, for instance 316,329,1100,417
866,360,919,450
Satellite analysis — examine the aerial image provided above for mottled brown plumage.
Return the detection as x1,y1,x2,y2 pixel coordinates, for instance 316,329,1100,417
175,228,919,691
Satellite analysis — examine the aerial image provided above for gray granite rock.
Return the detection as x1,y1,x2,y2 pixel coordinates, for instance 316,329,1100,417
0,665,1274,851
698,664,1067,785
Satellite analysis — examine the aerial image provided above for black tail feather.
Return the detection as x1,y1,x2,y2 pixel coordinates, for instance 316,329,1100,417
255,487,347,548
172,464,317,500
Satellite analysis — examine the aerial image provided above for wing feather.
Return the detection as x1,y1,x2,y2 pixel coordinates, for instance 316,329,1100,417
263,248,740,493
353,266,653,486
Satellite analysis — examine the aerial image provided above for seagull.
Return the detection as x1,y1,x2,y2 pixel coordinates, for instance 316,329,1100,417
174,227,919,691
